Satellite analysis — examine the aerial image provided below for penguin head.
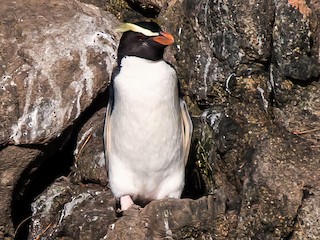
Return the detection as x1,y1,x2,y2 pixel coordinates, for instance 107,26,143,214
116,21,174,64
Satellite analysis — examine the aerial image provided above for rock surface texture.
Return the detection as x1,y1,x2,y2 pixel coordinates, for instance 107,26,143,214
0,0,118,238
0,0,319,239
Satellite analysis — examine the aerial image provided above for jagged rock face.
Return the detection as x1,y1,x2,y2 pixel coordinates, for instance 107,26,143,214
0,0,320,239
273,0,320,80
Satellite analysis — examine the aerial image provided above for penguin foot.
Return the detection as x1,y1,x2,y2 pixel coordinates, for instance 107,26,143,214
120,195,134,211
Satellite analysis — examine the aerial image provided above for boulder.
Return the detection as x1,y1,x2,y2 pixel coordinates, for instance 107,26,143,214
29,178,116,240
0,0,118,145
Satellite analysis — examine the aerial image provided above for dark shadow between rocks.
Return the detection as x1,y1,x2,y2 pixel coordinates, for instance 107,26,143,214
11,130,75,240
11,88,110,240
125,0,160,18
286,75,320,87
182,138,207,200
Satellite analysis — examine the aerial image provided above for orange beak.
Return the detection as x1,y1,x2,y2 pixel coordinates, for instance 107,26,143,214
152,31,174,46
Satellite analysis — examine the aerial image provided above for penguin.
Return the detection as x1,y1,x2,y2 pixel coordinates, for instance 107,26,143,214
104,21,192,211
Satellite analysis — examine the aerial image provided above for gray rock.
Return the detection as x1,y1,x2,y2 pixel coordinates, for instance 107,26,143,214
104,196,217,239
0,0,119,145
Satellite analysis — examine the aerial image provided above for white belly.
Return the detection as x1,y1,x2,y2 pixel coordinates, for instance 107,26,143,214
109,56,184,200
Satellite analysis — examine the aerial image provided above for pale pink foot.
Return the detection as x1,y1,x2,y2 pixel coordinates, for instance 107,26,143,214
120,195,134,211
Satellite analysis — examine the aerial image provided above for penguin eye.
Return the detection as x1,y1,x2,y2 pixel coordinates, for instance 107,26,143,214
136,35,146,42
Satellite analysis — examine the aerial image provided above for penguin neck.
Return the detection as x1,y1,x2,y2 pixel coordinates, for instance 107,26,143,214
119,55,164,68
114,56,178,105
117,56,174,85
117,46,164,65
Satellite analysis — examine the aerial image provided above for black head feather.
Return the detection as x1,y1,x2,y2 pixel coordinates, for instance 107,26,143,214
117,21,169,64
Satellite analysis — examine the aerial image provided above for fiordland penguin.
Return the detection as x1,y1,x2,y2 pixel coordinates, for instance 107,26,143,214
104,21,192,211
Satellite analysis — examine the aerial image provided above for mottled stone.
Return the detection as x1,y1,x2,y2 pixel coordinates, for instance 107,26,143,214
291,187,320,240
273,0,320,80
29,178,116,240
0,0,119,145
104,196,216,239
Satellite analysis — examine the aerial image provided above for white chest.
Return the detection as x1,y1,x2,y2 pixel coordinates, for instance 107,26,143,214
108,56,184,199
114,56,177,105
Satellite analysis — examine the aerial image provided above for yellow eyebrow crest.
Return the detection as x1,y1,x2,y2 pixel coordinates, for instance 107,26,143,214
116,23,159,37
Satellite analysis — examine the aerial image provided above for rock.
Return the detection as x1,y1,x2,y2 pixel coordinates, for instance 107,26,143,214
104,196,217,239
236,136,319,239
0,0,119,145
72,108,108,186
161,0,275,108
29,178,116,240
124,0,172,17
291,187,320,239
0,0,119,237
233,0,274,62
164,0,319,239
126,0,173,10
273,0,320,80
0,146,41,238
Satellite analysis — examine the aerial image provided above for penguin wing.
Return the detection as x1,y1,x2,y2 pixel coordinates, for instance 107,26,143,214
180,99,193,165
104,66,119,167
104,96,112,167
